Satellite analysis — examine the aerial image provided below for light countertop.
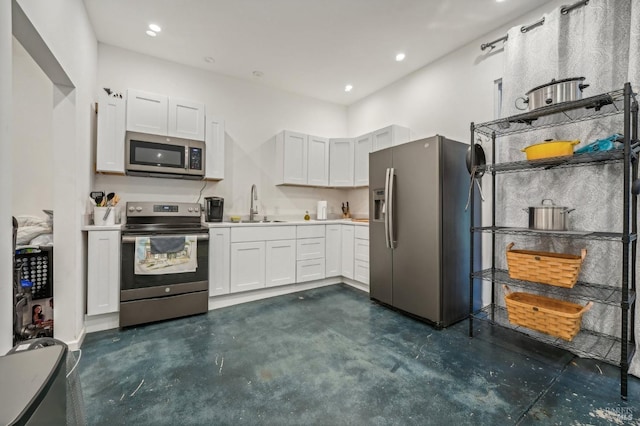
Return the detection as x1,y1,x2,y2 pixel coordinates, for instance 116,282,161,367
82,219,368,231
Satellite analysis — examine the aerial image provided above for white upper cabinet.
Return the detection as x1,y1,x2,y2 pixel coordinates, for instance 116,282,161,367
276,130,308,185
205,116,225,180
307,135,330,186
126,89,168,135
126,89,205,141
329,138,354,187
168,97,206,140
96,91,126,174
372,125,411,152
276,125,409,188
353,133,372,187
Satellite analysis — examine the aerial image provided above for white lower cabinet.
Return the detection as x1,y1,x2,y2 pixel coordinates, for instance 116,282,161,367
209,228,230,296
266,240,296,287
230,241,266,292
297,258,326,282
341,225,354,279
353,226,369,285
87,230,121,315
325,224,342,277
354,260,370,285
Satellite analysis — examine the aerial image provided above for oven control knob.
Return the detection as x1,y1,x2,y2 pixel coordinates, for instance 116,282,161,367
165,287,171,293
136,207,142,212
188,208,193,212
194,207,199,213
128,207,135,212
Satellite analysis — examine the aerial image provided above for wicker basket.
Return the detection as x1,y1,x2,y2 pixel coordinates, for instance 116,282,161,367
506,242,586,288
503,285,593,341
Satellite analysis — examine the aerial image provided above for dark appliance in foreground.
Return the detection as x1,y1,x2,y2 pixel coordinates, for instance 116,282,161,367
120,202,209,327
369,135,481,328
204,196,224,222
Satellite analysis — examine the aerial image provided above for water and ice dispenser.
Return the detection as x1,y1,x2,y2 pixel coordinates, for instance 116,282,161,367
373,189,385,222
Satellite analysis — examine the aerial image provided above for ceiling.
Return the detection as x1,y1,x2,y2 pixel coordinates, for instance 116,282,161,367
83,0,552,105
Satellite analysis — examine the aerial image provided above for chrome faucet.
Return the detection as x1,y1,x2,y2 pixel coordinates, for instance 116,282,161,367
249,184,258,221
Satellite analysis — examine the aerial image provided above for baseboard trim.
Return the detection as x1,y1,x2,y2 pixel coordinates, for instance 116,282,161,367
65,326,86,351
209,278,342,310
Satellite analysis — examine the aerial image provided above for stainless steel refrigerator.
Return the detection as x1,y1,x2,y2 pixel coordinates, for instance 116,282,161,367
369,135,480,327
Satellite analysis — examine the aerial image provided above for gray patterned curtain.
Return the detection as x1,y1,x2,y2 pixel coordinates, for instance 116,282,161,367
496,0,640,376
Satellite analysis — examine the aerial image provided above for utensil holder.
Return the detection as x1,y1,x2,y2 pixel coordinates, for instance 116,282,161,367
93,207,115,226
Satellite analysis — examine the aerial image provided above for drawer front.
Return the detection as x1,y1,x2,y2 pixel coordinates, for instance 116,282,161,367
354,238,369,262
296,225,325,239
297,258,326,283
354,226,369,240
354,259,369,285
231,226,295,242
296,238,326,260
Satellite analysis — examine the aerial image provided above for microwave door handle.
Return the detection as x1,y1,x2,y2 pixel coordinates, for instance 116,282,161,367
185,146,189,170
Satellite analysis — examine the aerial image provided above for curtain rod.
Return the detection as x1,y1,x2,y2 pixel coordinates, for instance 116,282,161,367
479,0,590,51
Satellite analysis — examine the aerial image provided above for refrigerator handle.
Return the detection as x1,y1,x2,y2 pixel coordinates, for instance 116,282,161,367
388,167,396,249
384,168,391,248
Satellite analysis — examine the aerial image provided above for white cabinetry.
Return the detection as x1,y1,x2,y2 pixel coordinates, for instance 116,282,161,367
168,97,206,140
209,228,230,296
329,138,354,187
229,226,296,293
126,89,205,141
275,131,329,186
205,116,225,180
296,225,325,282
266,240,297,287
341,225,354,279
325,224,342,277
276,130,308,185
354,226,369,285
87,230,120,315
126,89,168,136
354,133,371,187
307,135,330,186
96,92,126,174
372,125,411,152
230,242,266,292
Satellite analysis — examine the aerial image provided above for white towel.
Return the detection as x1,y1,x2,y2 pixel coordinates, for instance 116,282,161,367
134,236,198,275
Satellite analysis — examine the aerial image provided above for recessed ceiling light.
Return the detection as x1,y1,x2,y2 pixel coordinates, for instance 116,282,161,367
345,84,353,92
496,0,506,2
395,53,406,62
148,24,162,32
252,70,264,78
146,30,157,37
204,56,215,63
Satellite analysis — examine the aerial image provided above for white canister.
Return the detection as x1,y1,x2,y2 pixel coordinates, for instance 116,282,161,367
317,201,327,220
94,207,116,226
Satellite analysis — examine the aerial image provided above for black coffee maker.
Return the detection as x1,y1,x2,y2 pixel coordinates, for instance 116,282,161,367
204,197,224,222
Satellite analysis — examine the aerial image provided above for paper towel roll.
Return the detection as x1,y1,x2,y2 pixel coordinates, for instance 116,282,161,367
317,201,327,220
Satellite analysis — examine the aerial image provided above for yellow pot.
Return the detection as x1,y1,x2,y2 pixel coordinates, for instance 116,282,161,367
522,139,580,160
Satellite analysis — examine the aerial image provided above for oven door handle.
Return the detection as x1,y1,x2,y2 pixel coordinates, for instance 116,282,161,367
122,234,210,243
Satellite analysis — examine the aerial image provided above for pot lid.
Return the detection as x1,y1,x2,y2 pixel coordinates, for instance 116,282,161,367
525,77,586,95
531,199,570,209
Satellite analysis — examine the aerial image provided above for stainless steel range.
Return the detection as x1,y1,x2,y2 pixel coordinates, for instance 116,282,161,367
120,201,209,327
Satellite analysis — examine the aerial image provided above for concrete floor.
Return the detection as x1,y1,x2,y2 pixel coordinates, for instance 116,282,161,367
78,284,639,425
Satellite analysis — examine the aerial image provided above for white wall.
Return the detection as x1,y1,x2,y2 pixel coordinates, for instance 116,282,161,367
12,38,53,218
11,0,98,349
345,1,564,216
0,0,13,353
96,44,350,220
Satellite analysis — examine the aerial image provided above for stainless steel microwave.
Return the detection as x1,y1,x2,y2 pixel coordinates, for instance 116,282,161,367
125,132,205,179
